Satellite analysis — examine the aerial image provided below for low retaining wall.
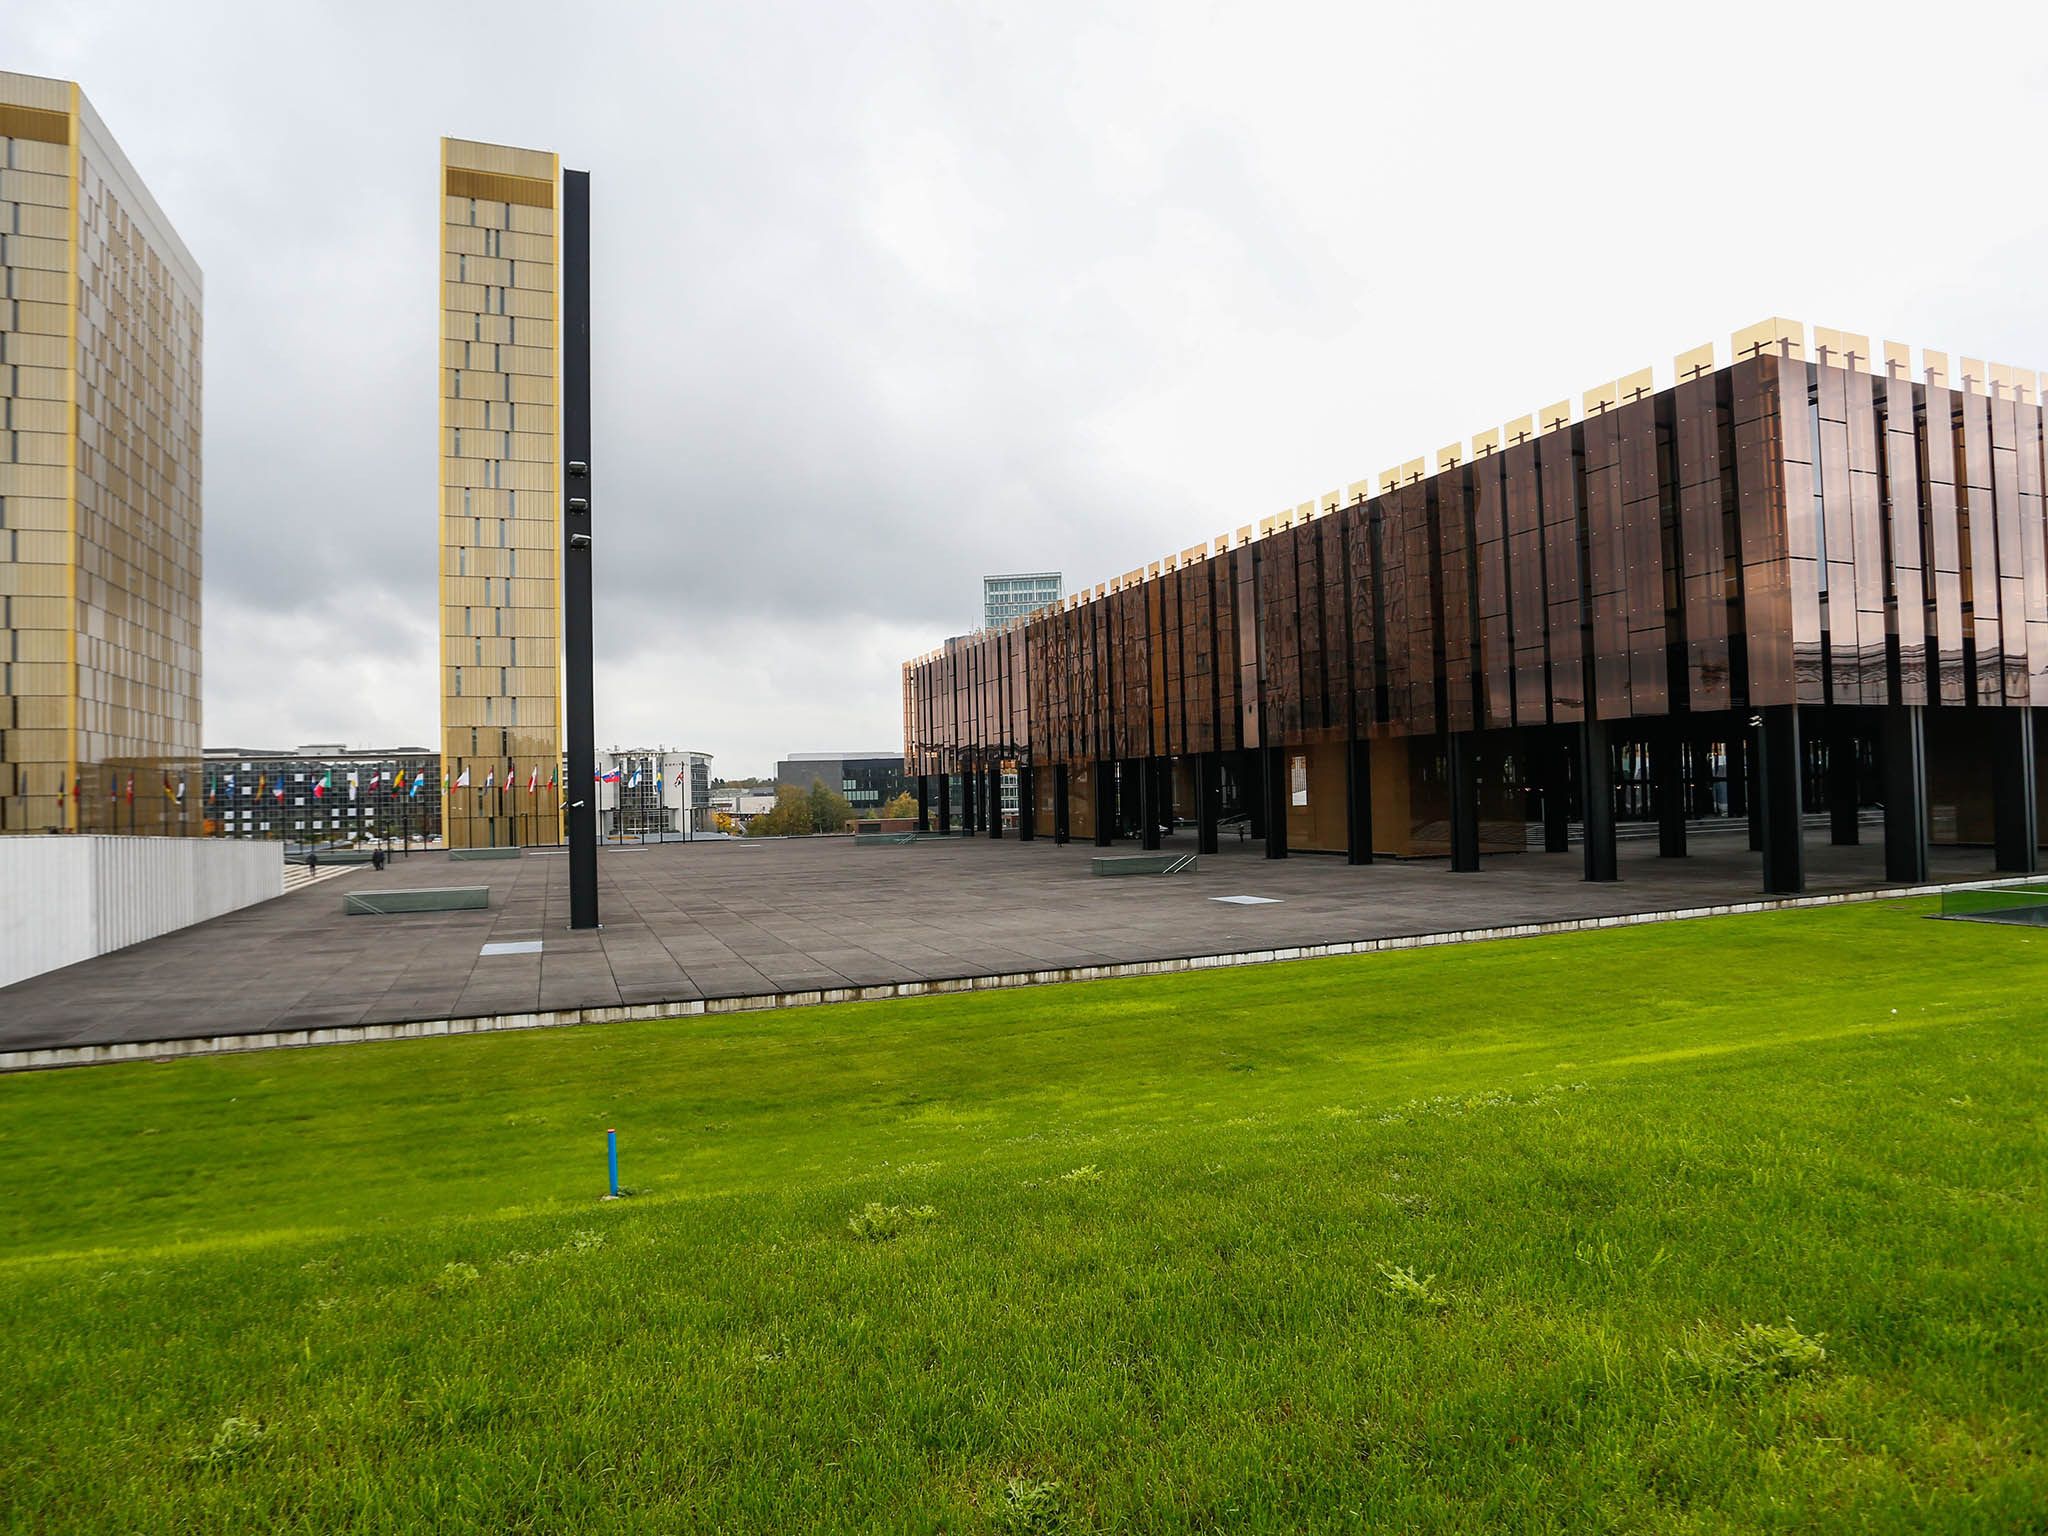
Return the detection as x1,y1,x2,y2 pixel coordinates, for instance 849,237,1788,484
0,836,285,989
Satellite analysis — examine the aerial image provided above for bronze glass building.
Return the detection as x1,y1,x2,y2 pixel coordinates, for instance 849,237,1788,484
438,137,563,849
0,71,203,836
902,320,2047,893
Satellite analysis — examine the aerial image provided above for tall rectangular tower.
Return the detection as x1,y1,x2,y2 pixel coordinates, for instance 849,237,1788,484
438,138,562,848
0,71,204,836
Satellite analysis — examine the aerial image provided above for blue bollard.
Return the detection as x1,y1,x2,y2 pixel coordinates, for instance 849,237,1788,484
606,1127,619,1198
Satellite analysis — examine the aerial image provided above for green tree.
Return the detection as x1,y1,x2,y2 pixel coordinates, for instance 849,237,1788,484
807,777,854,835
746,783,813,837
878,791,917,819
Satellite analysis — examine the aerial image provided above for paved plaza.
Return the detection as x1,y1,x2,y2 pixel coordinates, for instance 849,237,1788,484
0,823,2017,1060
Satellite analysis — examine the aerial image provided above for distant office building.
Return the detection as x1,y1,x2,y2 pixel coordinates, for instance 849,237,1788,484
0,72,203,836
202,745,442,842
596,747,713,837
776,752,907,811
984,571,1062,629
439,136,563,850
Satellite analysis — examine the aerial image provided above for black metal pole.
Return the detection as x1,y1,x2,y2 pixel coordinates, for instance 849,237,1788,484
563,167,600,929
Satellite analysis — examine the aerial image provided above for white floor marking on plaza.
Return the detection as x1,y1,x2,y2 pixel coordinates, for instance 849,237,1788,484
480,941,544,956
1210,895,1282,905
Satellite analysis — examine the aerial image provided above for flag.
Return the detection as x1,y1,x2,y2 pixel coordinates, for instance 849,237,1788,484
178,776,186,802
313,772,330,800
274,778,285,801
628,766,642,790
125,776,134,805
410,773,423,799
348,771,358,801
226,773,235,795
528,765,538,796
456,767,470,788
485,770,495,793
255,773,265,800
162,776,173,800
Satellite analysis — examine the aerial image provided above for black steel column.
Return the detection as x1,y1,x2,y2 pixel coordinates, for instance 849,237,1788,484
1196,752,1220,855
1345,737,1373,866
1542,729,1571,853
987,764,1002,840
937,771,952,835
1654,729,1686,859
1017,765,1035,841
915,774,930,832
1448,732,1480,872
1581,718,1617,882
1881,704,1929,885
1053,763,1070,845
1092,760,1113,847
963,763,978,834
1263,745,1288,859
1245,748,1267,841
561,167,599,930
1993,708,2040,873
1828,713,1860,846
1139,758,1160,851
1757,705,1805,894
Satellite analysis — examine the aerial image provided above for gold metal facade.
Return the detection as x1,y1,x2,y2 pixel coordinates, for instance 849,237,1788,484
0,72,203,836
438,137,561,848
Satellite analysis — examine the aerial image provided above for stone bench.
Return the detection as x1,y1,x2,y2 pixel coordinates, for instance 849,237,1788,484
344,887,490,915
1090,853,1199,877
448,846,522,861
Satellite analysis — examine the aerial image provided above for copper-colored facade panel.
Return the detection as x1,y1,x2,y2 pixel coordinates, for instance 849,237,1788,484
1582,410,1630,718
1616,398,1668,715
1921,385,1967,703
1537,432,1585,722
1673,378,1731,711
1399,485,1439,736
1878,377,1928,704
1956,392,2004,705
1988,396,2031,703
1437,469,1478,733
1500,442,1548,723
1842,368,1888,703
2016,402,2048,704
1471,453,1514,727
1343,501,1380,735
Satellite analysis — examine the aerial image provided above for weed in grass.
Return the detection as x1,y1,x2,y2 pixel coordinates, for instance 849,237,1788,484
1058,1164,1103,1184
431,1261,481,1293
845,1202,937,1241
1668,1318,1830,1389
1378,1263,1451,1313
184,1416,265,1470
998,1475,1070,1533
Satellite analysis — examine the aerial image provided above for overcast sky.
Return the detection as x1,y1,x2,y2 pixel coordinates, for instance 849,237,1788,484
15,1,2048,776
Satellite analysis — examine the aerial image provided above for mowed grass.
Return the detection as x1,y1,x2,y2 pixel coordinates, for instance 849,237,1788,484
2,901,2044,1533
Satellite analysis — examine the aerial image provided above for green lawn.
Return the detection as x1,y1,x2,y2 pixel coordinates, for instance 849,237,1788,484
2,900,2043,1532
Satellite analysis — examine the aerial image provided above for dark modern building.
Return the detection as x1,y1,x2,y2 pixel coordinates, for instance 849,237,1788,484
775,752,908,813
902,320,2047,893
202,745,442,843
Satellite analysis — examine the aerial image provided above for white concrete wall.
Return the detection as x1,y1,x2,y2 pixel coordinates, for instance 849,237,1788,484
0,837,284,989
